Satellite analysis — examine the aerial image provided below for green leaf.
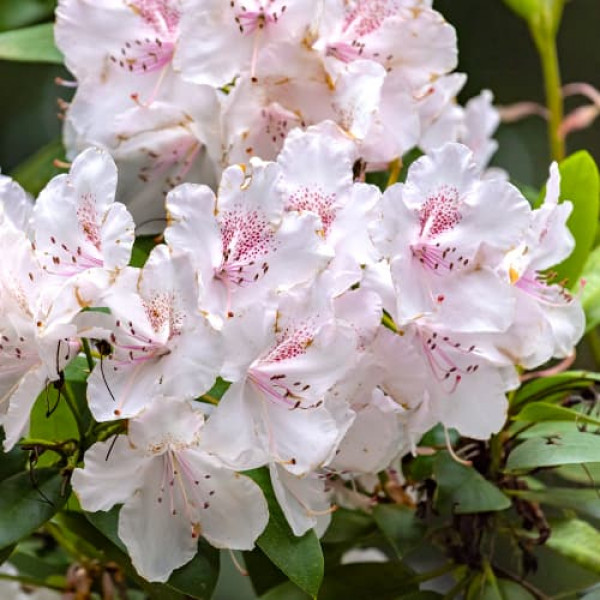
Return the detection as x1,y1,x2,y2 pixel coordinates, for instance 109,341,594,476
321,508,375,544
554,151,600,287
261,581,309,600
372,504,425,558
513,371,600,407
245,547,289,596
0,544,15,565
129,235,159,268
0,431,28,481
261,563,418,600
0,468,67,549
10,138,66,197
433,452,511,514
546,519,600,574
513,402,600,428
579,246,600,331
506,431,600,471
509,487,600,520
85,506,220,599
246,468,324,599
468,576,536,600
0,23,63,64
0,0,56,32
29,385,79,463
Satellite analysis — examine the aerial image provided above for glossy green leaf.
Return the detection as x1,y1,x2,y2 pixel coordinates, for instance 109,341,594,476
0,23,62,64
372,504,425,558
85,506,220,599
513,402,600,428
246,468,324,599
261,563,418,600
10,138,66,196
506,431,600,471
434,452,511,514
554,151,600,287
245,547,288,597
129,235,159,268
546,519,600,574
261,581,309,600
579,246,600,331
509,487,600,520
513,371,600,407
321,508,375,544
0,431,28,480
468,576,536,600
29,386,79,466
0,468,67,549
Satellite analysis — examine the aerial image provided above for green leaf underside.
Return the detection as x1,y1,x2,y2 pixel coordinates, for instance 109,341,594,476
0,468,67,549
434,452,511,514
0,23,63,64
506,431,600,471
245,468,324,598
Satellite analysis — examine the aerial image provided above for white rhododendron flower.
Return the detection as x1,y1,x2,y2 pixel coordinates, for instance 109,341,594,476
85,245,222,421
72,398,268,582
0,125,585,579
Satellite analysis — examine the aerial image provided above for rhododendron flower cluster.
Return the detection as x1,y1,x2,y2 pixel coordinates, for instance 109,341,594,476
54,0,500,228
0,121,584,582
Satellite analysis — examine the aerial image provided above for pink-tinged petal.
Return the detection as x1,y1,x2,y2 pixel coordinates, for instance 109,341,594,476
34,148,134,276
417,73,466,152
118,458,200,582
176,0,316,86
331,391,403,474
362,260,397,320
429,362,508,440
332,60,386,139
71,436,148,512
87,357,161,422
165,183,223,282
100,203,135,271
201,381,269,471
256,322,357,404
269,463,331,537
1,366,47,451
277,121,355,211
158,323,223,399
0,175,33,235
460,90,500,169
334,287,383,349
128,397,205,451
260,399,342,476
183,448,268,550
